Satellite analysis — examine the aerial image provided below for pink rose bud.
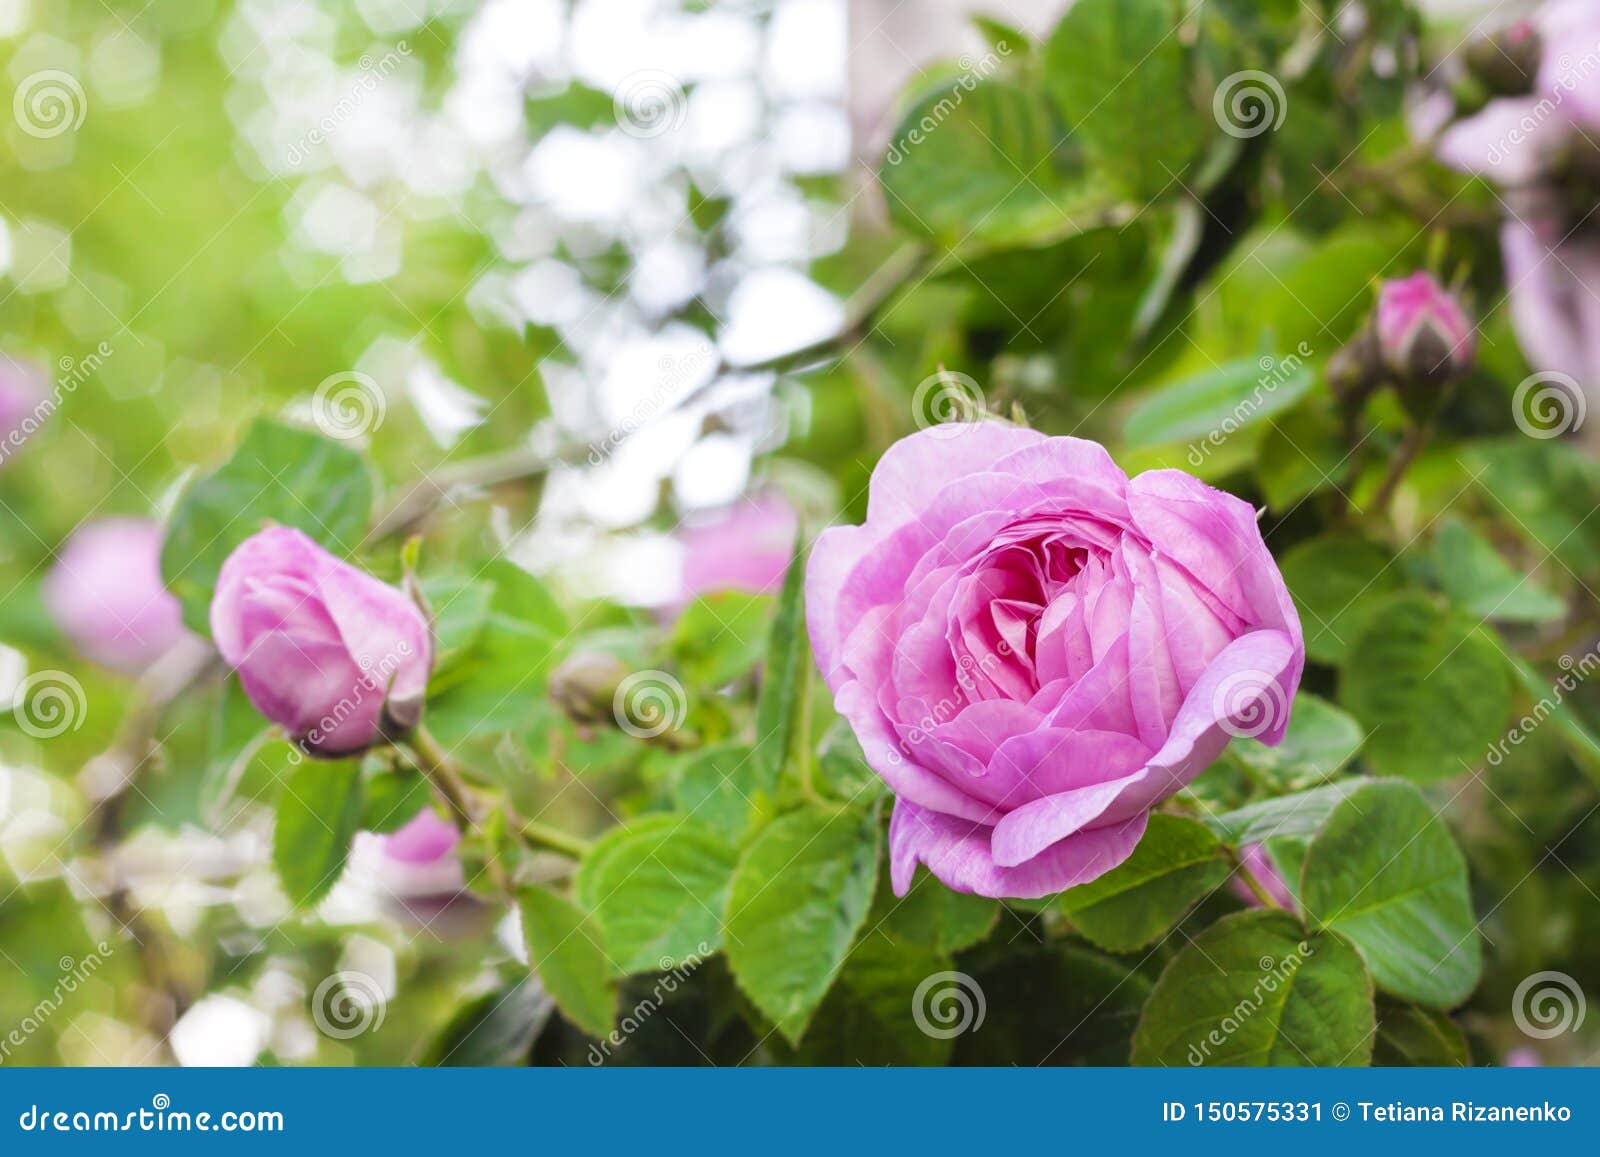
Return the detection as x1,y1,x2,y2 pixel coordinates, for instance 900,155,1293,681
1229,844,1297,911
210,527,432,756
1374,272,1476,388
807,425,1303,899
43,517,191,673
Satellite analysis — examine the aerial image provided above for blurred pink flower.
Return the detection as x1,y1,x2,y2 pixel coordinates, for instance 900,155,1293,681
674,492,797,606
353,809,465,901
1437,1,1600,392
1230,844,1297,911
43,517,190,673
0,357,46,467
1504,1046,1542,1067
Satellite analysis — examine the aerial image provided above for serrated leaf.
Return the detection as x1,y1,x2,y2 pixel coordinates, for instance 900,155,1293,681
518,887,617,1039
724,803,881,1044
670,742,778,844
162,419,373,634
1433,516,1563,624
1132,910,1375,1066
880,78,1103,246
1372,998,1470,1066
1300,779,1480,1009
1206,779,1373,846
359,767,431,835
1280,534,1404,666
873,866,998,954
575,818,737,975
1055,814,1230,952
1228,693,1364,785
1043,0,1204,198
1340,594,1512,781
272,758,363,909
1123,356,1315,449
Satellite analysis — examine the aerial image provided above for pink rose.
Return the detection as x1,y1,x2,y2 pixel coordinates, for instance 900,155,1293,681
43,517,191,673
1374,272,1476,385
674,493,798,608
806,425,1303,899
210,527,432,756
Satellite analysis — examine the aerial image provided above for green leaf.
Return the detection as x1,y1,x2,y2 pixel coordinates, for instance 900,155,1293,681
420,977,552,1066
1300,780,1481,1008
815,717,890,804
724,803,881,1044
668,592,773,689
670,742,779,845
880,77,1104,246
575,818,738,975
1256,403,1347,511
272,758,364,909
1132,910,1375,1066
1207,778,1373,847
1433,516,1563,624
873,866,998,954
359,767,431,835
754,539,811,789
162,419,374,633
1123,356,1315,450
1372,998,1470,1066
424,561,571,746
419,574,495,678
1469,438,1600,575
787,936,956,1065
1340,594,1513,781
518,887,618,1039
1502,649,1600,788
1279,534,1405,666
1228,693,1364,785
1043,0,1204,198
1055,814,1230,952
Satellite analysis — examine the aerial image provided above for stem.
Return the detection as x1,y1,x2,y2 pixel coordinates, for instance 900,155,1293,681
520,819,593,859
404,725,478,832
1368,418,1432,519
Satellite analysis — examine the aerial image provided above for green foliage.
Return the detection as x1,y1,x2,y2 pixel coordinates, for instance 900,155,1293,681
1279,535,1404,666
518,888,617,1039
1133,910,1375,1066
725,803,882,1044
162,419,373,633
272,758,364,909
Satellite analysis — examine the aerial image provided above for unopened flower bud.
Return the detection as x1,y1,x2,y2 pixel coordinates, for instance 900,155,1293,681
1375,272,1476,397
549,650,630,726
1464,20,1540,99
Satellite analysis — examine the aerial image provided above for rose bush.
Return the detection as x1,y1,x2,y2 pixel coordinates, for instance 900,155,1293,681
807,424,1303,898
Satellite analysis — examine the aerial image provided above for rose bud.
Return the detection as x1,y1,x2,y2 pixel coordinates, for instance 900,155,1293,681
1374,272,1476,391
1464,19,1540,98
808,425,1303,899
1229,844,1297,911
210,527,432,756
44,517,192,673
549,649,630,727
